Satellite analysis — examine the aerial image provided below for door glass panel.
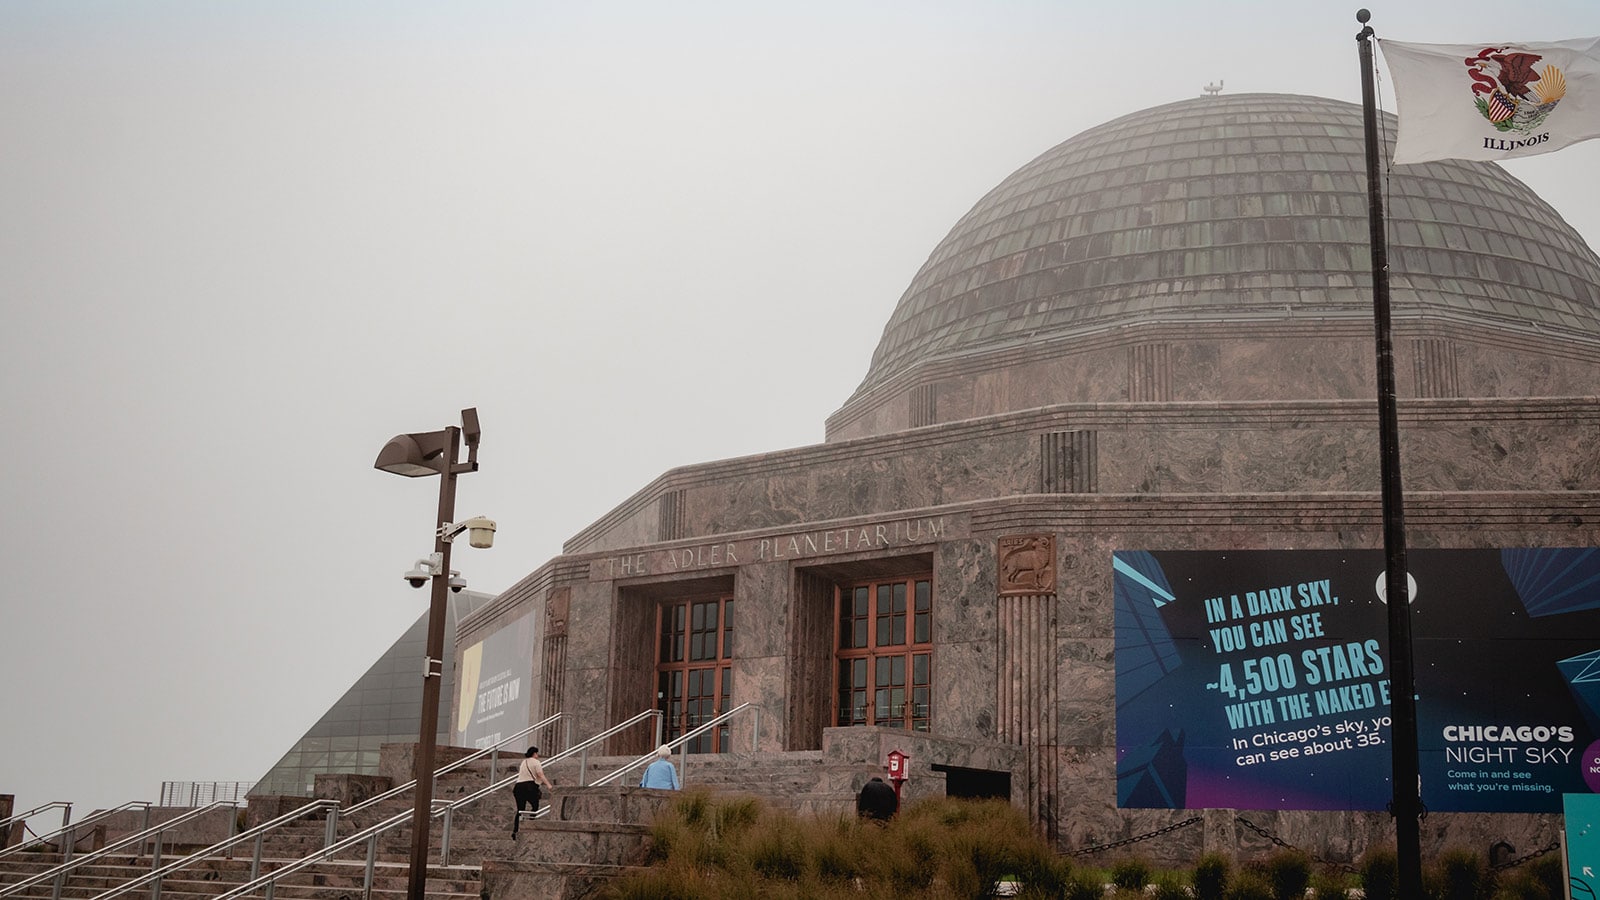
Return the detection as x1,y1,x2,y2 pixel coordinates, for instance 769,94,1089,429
834,575,933,730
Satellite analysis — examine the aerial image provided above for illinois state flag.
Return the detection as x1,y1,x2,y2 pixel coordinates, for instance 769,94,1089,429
1379,36,1600,165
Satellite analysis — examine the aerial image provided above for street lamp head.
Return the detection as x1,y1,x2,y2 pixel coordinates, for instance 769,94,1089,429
374,429,453,477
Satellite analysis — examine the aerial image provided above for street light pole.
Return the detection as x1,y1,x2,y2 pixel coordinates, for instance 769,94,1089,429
374,409,482,900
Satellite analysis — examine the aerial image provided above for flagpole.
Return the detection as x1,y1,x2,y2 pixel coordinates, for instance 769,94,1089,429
1355,10,1423,897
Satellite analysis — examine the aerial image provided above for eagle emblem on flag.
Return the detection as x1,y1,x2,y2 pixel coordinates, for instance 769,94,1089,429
1464,47,1567,134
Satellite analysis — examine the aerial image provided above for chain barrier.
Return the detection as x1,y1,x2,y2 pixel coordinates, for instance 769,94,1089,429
1236,816,1558,876
1067,816,1202,856
1488,840,1560,873
1234,816,1358,874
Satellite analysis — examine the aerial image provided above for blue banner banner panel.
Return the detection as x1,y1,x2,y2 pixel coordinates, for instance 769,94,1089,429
1114,548,1600,812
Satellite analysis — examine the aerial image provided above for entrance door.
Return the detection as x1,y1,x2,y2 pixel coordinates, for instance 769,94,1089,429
656,595,734,752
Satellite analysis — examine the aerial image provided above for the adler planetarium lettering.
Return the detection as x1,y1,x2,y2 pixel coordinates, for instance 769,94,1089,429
604,515,950,579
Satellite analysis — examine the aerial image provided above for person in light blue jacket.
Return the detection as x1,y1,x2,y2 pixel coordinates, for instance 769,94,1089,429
640,744,681,789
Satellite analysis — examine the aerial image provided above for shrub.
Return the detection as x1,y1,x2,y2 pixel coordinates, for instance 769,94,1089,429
1151,870,1192,900
746,824,805,882
1432,847,1487,900
1012,849,1074,898
604,793,1148,899
1193,852,1232,900
810,820,864,885
1359,847,1399,900
1308,865,1353,899
1225,868,1276,900
1063,870,1108,900
1109,856,1152,890
1263,850,1313,900
1525,854,1565,899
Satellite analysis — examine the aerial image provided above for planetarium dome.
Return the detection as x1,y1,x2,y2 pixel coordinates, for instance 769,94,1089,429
828,93,1600,440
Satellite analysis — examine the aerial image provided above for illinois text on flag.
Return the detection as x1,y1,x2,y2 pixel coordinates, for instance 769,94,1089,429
1378,36,1600,165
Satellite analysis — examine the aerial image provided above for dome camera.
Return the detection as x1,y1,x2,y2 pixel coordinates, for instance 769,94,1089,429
403,559,434,588
449,571,467,594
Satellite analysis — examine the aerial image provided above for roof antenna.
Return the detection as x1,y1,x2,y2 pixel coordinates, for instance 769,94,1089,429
1202,79,1224,96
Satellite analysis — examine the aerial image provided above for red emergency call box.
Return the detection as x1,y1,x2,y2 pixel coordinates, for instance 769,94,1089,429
886,749,909,783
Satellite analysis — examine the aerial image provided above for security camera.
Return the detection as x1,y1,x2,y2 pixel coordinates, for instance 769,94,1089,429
403,556,437,589
449,571,467,594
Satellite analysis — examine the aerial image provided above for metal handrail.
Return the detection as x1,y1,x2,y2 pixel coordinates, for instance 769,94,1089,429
0,802,71,838
85,799,341,900
591,702,757,787
436,708,663,861
343,713,566,817
0,802,232,899
209,808,413,900
0,802,148,862
447,708,661,808
212,710,663,897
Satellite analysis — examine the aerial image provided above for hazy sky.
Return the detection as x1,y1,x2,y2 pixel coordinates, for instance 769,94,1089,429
4,1,1598,820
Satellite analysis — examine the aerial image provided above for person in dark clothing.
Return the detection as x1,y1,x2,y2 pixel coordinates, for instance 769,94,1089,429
856,775,899,822
512,746,554,837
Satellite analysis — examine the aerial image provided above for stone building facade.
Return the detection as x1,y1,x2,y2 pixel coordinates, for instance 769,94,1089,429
454,94,1600,861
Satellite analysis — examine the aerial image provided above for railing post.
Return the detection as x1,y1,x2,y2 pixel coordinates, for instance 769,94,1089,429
653,711,664,748
364,834,378,900
439,807,452,866
251,833,264,882
61,804,72,831
323,807,337,849
578,748,589,788
150,833,164,900
489,748,498,785
752,706,760,752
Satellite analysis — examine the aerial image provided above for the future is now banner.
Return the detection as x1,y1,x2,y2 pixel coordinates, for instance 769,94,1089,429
1114,548,1600,812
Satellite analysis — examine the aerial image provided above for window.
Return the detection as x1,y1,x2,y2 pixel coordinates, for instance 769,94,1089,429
835,576,932,731
656,595,734,752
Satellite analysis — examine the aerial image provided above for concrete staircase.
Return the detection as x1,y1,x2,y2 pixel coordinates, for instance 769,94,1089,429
5,727,1015,900
0,848,480,900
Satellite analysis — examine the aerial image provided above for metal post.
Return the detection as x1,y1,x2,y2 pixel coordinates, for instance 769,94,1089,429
1355,10,1422,898
439,807,453,866
407,426,459,900
324,808,337,849
151,845,164,900
61,805,71,831
364,835,378,900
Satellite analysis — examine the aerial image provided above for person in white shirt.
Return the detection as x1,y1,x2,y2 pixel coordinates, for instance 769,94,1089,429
512,746,554,837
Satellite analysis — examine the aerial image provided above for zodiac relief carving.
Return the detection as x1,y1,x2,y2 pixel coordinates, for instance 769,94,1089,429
998,534,1056,596
545,588,571,639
